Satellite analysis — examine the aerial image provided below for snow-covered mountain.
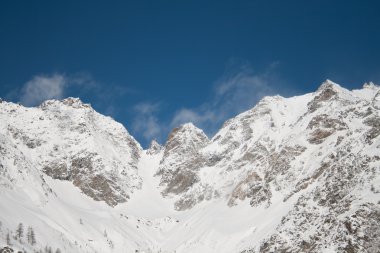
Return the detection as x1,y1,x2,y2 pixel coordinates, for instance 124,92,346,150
0,81,379,253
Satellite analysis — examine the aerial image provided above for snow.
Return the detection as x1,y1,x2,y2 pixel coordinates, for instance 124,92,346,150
0,127,296,252
122,150,175,218
0,81,380,252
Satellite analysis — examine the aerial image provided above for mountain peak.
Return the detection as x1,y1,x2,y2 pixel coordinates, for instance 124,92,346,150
317,79,344,92
167,122,208,140
363,81,379,89
1,81,380,252
176,122,208,140
60,97,92,109
164,123,209,153
39,97,91,109
180,122,198,130
146,139,163,155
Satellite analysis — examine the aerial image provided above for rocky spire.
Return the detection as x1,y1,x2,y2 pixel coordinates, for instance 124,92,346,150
146,139,163,155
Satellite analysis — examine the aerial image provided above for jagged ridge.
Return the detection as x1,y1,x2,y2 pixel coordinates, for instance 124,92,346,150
0,81,379,252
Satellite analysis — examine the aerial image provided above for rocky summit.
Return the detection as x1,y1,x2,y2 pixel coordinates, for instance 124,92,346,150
0,80,379,253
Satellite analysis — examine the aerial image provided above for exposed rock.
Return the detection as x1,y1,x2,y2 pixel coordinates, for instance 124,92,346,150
307,114,347,130
308,129,333,144
0,246,14,253
146,139,163,155
43,154,134,206
40,97,91,109
363,116,380,142
7,126,43,148
163,123,209,156
1,80,380,252
157,123,209,197
228,172,271,207
43,162,70,180
307,80,339,112
1,97,142,207
174,184,218,210
73,173,129,206
162,169,199,195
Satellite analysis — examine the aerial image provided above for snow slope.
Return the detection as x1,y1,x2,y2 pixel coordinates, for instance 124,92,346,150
0,80,379,252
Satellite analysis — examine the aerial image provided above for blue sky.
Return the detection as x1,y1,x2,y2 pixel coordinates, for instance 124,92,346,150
1,0,379,147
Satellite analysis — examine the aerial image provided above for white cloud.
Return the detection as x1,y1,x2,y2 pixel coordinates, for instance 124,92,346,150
170,108,216,129
170,62,278,136
17,72,100,107
132,102,162,142
129,60,283,144
20,74,67,106
133,102,159,115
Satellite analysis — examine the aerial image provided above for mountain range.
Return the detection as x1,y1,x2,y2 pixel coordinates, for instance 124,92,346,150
0,80,379,253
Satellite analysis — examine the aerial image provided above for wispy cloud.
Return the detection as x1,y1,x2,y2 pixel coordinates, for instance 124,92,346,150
14,72,132,113
170,61,279,136
20,74,67,106
16,72,98,107
132,102,162,142
170,108,216,130
131,61,282,145
15,61,282,146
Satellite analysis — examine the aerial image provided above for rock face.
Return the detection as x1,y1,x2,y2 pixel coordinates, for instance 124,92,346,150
0,97,142,206
156,123,210,209
153,81,380,251
146,139,163,155
0,81,380,253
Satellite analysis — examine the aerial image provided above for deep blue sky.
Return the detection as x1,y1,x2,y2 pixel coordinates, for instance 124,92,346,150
1,0,379,147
